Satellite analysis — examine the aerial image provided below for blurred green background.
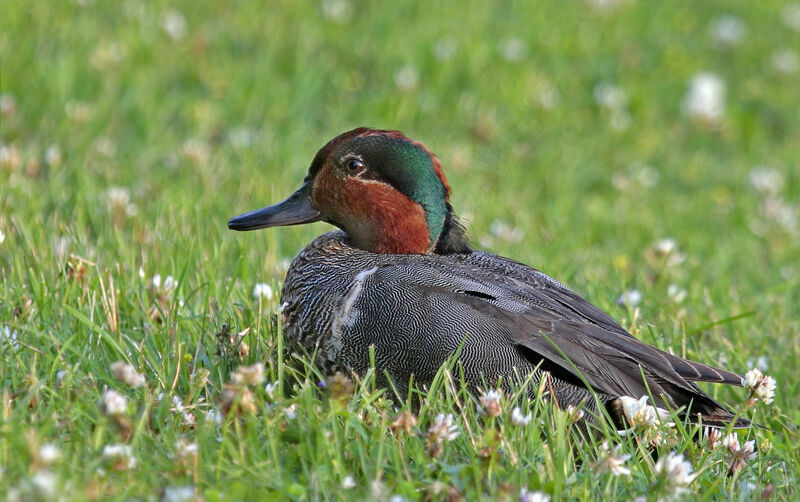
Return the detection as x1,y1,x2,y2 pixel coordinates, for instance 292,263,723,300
1,0,799,499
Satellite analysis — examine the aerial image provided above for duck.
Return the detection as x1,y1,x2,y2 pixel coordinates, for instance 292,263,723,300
229,127,748,428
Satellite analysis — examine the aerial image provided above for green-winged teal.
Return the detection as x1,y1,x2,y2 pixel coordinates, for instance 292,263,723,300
229,127,748,427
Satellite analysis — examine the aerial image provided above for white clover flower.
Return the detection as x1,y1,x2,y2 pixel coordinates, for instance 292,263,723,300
205,408,223,425
433,38,457,60
722,433,740,452
489,219,524,243
519,488,550,502
594,440,632,476
499,37,527,62
617,289,642,308
0,93,16,116
705,427,722,449
742,368,777,405
749,167,784,195
478,389,503,417
667,284,687,303
174,439,198,459
510,406,532,427
772,49,799,75
264,380,279,400
2,325,19,350
722,434,757,472
709,15,746,46
231,362,265,386
341,475,356,489
104,186,138,217
683,73,726,124
781,3,800,32
282,404,298,420
619,395,671,429
44,144,62,167
594,82,628,110
162,485,195,502
654,451,696,494
565,404,585,424
110,361,146,388
653,238,678,256
38,444,62,466
98,389,128,416
0,227,5,244
252,282,273,301
321,0,352,22
182,138,209,165
162,9,187,40
30,470,58,500
102,444,137,469
393,65,419,91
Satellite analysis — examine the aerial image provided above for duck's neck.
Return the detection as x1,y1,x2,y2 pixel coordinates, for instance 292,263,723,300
345,198,470,255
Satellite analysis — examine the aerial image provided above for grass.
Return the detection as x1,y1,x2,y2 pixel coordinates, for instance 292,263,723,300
1,0,799,499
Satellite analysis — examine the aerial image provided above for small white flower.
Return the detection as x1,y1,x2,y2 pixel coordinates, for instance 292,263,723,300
683,72,726,124
654,451,696,493
0,228,5,244
104,186,137,217
162,485,195,502
205,408,223,425
749,167,784,195
98,389,128,416
519,488,550,502
252,282,273,301
282,404,298,420
433,38,457,60
478,389,503,417
619,395,671,428
511,406,532,426
231,362,265,386
594,440,632,476
594,82,628,110
781,3,800,32
667,284,687,303
152,274,162,289
321,0,352,22
772,49,799,75
393,65,419,91
341,475,356,489
428,413,460,441
174,439,198,459
709,15,746,46
565,404,585,424
110,361,146,388
163,275,177,291
617,289,642,308
2,325,19,351
0,93,16,116
45,144,62,167
653,237,678,256
499,37,527,61
38,444,62,465
264,380,279,400
102,444,137,469
489,219,524,243
30,470,58,500
722,432,740,452
162,9,188,40
182,138,209,164
742,368,776,405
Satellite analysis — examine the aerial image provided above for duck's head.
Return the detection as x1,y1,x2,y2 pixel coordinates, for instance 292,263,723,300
228,128,469,254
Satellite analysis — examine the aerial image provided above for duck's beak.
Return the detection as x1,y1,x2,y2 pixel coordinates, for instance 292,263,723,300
228,181,322,231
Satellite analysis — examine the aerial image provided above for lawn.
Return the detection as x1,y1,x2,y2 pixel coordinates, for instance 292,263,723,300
1,0,799,500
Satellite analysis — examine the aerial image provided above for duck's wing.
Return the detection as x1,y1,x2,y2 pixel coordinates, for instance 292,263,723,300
363,255,745,425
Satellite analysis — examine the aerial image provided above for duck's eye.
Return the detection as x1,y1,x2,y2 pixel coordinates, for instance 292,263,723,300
344,158,364,173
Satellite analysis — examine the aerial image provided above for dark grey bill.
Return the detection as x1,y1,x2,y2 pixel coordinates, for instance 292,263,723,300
228,181,321,231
